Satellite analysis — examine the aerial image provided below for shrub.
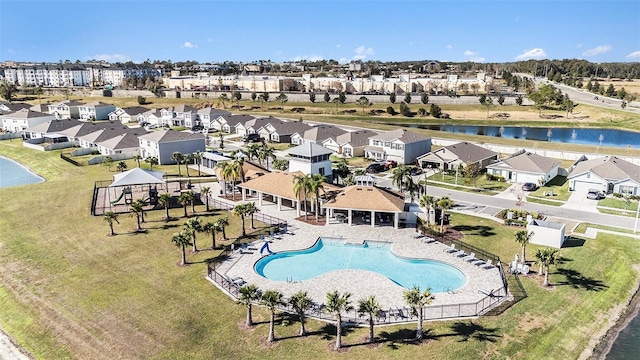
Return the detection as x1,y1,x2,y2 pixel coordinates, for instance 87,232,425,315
386,106,396,115
613,193,624,198
137,95,146,105
486,174,506,182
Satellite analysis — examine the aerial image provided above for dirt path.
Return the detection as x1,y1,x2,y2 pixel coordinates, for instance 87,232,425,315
0,327,31,360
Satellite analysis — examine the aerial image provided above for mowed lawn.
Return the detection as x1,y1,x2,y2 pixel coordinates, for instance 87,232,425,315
1,141,640,360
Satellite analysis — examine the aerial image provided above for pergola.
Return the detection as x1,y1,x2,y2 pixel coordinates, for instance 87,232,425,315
108,167,166,205
323,185,406,228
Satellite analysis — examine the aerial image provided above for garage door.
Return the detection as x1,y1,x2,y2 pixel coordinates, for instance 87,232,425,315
572,180,601,192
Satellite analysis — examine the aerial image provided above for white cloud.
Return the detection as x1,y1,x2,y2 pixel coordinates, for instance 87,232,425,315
576,43,583,48
468,57,485,62
207,38,213,42
352,45,374,61
582,45,612,57
515,48,547,61
181,41,197,49
445,44,453,50
88,54,131,62
627,51,640,59
293,54,325,62
338,57,348,64
336,44,341,48
464,50,476,56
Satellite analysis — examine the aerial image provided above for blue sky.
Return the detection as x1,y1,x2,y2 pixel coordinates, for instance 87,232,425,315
1,0,639,64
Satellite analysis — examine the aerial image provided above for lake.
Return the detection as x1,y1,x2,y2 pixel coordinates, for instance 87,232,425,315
0,156,44,188
403,124,640,149
607,310,640,359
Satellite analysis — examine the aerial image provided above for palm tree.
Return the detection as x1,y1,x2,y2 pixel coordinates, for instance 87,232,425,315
187,190,197,214
103,211,119,236
436,196,454,234
324,291,353,349
133,198,146,222
244,202,259,229
171,152,184,177
201,186,211,212
289,291,313,336
133,154,142,168
193,151,203,176
246,143,261,162
260,290,284,342
217,161,231,197
183,153,193,178
534,248,545,276
171,230,192,266
237,284,260,326
178,192,190,218
130,200,144,232
216,217,229,240
258,144,276,169
184,217,202,252
202,221,221,249
332,158,350,185
103,156,113,171
232,203,248,237
392,164,412,192
514,230,534,264
307,173,326,222
419,195,435,226
403,285,434,341
116,161,127,172
145,156,158,170
293,174,311,219
539,248,559,286
158,193,172,222
358,295,381,343
406,178,420,203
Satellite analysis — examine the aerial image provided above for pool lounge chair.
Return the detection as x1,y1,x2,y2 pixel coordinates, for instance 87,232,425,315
411,233,424,239
452,250,466,258
470,258,485,266
481,259,494,269
463,252,477,262
228,276,246,287
422,237,436,244
478,288,499,297
444,243,457,253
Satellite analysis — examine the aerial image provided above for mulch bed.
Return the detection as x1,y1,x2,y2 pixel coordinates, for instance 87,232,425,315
295,215,326,226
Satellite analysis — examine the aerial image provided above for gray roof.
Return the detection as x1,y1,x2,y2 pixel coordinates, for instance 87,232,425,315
570,156,640,183
1,108,51,119
221,114,255,127
97,130,148,150
265,120,312,136
197,107,231,116
80,101,115,108
369,128,429,144
441,142,498,164
139,129,205,143
0,102,31,114
120,106,150,116
286,142,333,157
59,121,123,138
335,129,377,147
303,125,347,142
496,151,560,174
28,118,82,133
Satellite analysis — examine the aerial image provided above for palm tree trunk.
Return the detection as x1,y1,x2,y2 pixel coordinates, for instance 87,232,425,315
250,216,255,229
181,244,186,266
303,196,308,220
335,317,342,349
109,223,115,236
544,268,549,286
222,227,227,240
538,263,544,275
247,305,253,326
416,309,424,340
165,206,170,222
136,215,141,231
268,312,275,342
140,210,145,223
440,214,445,234
299,315,306,336
241,216,246,236
205,198,210,212
183,205,188,218
522,245,526,264
211,232,216,249
369,317,374,343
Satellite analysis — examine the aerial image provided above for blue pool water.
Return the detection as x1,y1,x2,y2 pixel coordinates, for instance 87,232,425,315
0,156,43,188
254,239,466,292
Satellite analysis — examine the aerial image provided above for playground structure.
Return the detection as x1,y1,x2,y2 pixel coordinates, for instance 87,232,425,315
111,186,133,205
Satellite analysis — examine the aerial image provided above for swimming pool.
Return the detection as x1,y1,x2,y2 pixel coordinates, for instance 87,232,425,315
254,239,466,292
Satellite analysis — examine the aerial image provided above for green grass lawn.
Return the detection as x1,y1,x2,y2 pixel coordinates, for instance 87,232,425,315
528,176,570,201
598,197,639,212
1,141,640,360
426,173,512,194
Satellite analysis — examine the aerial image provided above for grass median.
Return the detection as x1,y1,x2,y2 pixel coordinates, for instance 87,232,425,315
1,141,639,359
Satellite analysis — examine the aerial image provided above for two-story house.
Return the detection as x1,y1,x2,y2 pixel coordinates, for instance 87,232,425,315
0,109,56,134
47,100,83,119
138,130,206,165
108,106,150,124
365,128,431,165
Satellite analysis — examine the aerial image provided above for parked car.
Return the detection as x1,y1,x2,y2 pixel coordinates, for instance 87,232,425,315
366,163,386,174
242,133,262,143
522,182,538,191
587,189,605,200
382,160,398,169
409,167,423,176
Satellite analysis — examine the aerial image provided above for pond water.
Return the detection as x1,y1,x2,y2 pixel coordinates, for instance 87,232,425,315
402,124,640,149
0,156,44,188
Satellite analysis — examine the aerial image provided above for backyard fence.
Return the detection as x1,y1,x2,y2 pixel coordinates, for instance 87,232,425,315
207,265,508,326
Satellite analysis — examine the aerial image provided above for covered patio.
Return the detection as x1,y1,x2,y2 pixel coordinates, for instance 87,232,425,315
323,185,406,228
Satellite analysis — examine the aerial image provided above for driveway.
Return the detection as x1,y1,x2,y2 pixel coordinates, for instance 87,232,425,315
560,190,599,213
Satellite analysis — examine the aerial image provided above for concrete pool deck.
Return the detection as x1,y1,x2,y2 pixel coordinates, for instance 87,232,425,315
203,181,506,311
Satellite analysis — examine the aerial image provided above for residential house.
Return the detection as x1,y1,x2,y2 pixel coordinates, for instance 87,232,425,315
26,118,82,140
291,124,347,146
95,129,149,156
108,106,150,124
213,114,253,133
0,109,56,134
417,141,498,171
234,117,271,136
76,125,134,150
141,109,163,127
78,101,116,120
57,121,123,142
256,120,312,143
568,155,640,195
138,130,206,165
285,142,333,182
365,128,431,165
486,150,560,185
321,129,377,158
197,107,231,129
0,102,31,115
47,100,83,119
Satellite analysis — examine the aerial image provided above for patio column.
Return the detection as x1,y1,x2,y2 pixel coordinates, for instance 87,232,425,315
371,210,376,228
242,188,246,201
258,191,263,206
348,209,353,226
277,196,282,211
296,199,300,216
394,213,399,229
326,208,331,225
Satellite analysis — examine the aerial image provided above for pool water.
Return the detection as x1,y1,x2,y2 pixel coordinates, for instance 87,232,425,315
254,239,466,292
0,156,43,188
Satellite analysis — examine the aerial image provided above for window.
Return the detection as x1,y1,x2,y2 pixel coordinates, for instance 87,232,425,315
319,167,325,175
619,185,636,195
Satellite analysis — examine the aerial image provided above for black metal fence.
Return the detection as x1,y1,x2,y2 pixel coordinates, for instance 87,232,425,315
207,265,507,326
60,153,81,166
